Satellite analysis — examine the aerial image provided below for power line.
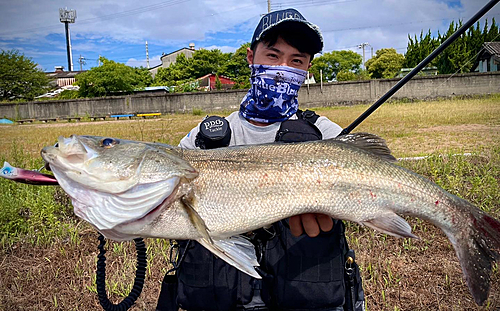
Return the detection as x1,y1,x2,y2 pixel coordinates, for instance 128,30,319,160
271,0,362,10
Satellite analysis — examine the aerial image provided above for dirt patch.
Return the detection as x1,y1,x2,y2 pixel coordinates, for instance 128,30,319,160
1,224,498,310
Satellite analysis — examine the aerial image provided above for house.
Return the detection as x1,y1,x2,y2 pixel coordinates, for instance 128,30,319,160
194,73,235,91
149,43,196,78
473,42,500,73
46,66,85,87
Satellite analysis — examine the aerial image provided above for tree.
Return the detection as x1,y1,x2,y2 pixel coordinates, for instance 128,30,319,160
134,67,154,87
403,31,439,68
220,43,252,89
215,74,222,90
153,54,191,86
403,18,500,74
336,69,371,81
309,50,362,81
76,57,152,97
437,21,472,74
153,49,230,88
187,49,229,78
366,48,405,79
0,50,49,100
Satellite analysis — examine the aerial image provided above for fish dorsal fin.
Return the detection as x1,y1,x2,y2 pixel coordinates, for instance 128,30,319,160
334,132,397,162
197,236,261,279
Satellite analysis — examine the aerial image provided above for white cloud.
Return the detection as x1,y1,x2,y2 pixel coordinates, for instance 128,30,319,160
126,55,162,68
1,0,499,69
0,0,265,43
202,45,239,53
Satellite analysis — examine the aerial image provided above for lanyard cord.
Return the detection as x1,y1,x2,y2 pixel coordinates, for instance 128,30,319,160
96,233,147,311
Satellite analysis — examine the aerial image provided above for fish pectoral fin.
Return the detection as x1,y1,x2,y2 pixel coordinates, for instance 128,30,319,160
180,194,213,244
197,236,261,279
362,212,418,239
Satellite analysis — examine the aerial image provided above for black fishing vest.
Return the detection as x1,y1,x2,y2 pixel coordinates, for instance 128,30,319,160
156,110,365,311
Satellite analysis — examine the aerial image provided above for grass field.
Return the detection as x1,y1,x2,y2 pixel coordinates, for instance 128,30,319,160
0,94,499,310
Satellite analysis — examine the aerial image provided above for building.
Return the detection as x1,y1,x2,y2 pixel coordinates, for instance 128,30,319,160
149,43,196,78
194,73,235,91
473,42,500,73
46,66,85,87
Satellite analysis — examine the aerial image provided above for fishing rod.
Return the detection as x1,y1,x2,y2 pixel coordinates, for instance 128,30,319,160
339,0,500,136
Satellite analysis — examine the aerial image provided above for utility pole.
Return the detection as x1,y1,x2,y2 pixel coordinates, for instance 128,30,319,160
267,0,271,13
59,8,76,71
146,41,150,69
78,55,86,71
357,42,371,69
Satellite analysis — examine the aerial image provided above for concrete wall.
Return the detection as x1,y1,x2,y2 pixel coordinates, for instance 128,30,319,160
1,71,499,120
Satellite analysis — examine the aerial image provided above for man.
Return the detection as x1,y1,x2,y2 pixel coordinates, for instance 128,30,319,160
156,8,364,311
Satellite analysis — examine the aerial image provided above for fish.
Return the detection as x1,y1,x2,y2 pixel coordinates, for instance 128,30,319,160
39,133,500,306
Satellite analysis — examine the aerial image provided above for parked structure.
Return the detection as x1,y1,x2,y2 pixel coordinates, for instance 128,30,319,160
473,42,500,73
149,43,196,77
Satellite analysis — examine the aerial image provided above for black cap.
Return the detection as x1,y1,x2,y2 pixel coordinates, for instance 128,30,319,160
251,8,323,55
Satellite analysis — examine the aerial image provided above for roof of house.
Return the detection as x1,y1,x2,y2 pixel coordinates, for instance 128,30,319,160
483,42,500,56
195,73,234,82
46,70,85,79
473,42,500,71
160,47,195,60
149,63,162,70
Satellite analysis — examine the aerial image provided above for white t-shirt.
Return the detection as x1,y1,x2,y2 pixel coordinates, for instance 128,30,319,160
179,111,342,149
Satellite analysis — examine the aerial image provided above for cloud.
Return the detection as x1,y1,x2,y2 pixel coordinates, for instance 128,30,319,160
126,55,162,68
0,0,264,43
1,0,499,70
202,45,239,53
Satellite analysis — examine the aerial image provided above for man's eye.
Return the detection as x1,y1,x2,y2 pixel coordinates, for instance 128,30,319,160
293,59,304,65
267,54,278,59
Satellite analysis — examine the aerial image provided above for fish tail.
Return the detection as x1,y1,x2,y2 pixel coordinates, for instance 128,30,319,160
450,200,500,306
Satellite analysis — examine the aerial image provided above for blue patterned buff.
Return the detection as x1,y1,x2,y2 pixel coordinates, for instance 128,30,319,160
240,64,307,123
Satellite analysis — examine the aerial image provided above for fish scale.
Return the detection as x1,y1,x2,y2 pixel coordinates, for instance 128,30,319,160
179,141,435,234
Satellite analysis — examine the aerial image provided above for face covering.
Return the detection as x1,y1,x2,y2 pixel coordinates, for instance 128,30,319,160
240,64,307,123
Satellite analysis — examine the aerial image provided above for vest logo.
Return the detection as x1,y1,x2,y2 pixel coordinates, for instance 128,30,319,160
203,119,223,133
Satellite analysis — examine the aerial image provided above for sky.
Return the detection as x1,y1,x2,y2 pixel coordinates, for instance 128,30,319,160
0,0,499,72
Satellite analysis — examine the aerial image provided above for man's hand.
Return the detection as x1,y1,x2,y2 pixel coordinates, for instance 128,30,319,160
289,213,334,237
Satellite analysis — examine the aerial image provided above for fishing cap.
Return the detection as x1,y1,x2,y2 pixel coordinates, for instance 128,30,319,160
251,8,323,55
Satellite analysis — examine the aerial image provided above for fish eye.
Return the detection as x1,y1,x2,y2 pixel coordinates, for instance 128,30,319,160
101,138,118,148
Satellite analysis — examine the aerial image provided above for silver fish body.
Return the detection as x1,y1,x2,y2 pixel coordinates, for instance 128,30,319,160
40,134,500,305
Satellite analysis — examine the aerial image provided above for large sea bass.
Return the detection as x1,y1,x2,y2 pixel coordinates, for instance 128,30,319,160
40,134,500,305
